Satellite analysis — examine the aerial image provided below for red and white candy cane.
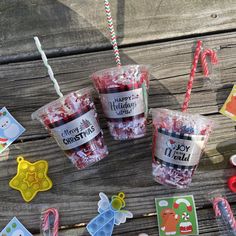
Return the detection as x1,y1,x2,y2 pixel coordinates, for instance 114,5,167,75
200,48,218,77
104,0,121,66
42,208,59,236
213,197,236,233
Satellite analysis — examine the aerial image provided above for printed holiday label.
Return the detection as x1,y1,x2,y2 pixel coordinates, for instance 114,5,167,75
155,129,205,167
155,195,199,236
51,109,101,150
0,107,25,154
220,85,236,121
100,88,145,119
0,217,33,236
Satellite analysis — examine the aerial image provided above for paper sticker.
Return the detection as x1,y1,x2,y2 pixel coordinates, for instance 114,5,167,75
0,217,33,236
51,109,101,150
155,195,199,236
0,107,25,154
155,129,205,167
100,88,145,119
220,85,236,121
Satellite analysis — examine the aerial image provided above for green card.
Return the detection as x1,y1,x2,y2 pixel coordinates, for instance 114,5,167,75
220,85,236,121
155,195,199,236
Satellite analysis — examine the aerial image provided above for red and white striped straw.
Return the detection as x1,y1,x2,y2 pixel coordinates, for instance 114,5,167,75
182,40,203,112
104,0,122,66
201,48,218,77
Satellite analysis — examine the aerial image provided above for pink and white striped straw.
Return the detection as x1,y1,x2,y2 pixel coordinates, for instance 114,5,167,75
182,40,203,112
42,208,59,236
104,0,122,66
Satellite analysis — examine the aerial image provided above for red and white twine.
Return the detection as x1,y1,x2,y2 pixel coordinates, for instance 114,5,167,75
182,40,218,112
104,0,121,66
42,208,59,236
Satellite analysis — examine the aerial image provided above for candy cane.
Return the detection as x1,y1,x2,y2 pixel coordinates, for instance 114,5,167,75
213,197,236,233
104,0,121,66
173,198,192,212
42,208,59,236
200,49,218,77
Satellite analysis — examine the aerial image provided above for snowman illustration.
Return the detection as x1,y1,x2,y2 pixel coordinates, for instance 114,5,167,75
0,113,21,141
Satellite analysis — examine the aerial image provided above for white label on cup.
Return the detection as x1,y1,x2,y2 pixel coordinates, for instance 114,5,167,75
155,129,205,166
100,88,144,118
51,109,101,150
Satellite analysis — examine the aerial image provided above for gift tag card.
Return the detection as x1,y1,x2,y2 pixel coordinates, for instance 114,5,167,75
220,85,236,121
0,217,32,236
0,107,25,154
155,195,199,236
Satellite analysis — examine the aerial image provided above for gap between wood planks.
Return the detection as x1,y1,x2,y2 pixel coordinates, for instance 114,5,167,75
1,28,236,65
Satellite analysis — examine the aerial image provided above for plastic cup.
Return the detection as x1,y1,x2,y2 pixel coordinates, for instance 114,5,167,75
32,88,108,170
91,65,150,140
151,108,213,188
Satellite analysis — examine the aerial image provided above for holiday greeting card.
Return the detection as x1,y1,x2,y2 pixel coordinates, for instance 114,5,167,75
0,107,25,154
155,195,199,236
220,85,236,121
0,217,32,236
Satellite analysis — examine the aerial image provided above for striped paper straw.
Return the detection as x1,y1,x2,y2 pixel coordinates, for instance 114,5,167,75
181,40,203,112
34,37,63,98
104,0,122,66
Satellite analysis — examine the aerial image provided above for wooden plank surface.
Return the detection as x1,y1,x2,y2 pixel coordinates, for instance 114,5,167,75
34,205,236,236
1,0,236,62
0,31,236,235
1,31,236,139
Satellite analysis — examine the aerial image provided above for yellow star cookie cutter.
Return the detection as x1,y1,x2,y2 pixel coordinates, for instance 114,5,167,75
9,156,53,202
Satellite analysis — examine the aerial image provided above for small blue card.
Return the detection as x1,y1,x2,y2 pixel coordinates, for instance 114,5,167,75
0,217,32,236
0,107,25,154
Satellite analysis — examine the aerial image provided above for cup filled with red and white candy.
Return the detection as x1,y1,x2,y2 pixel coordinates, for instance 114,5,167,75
151,108,213,188
32,87,108,170
91,65,150,140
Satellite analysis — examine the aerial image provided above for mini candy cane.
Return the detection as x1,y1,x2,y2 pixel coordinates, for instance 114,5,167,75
213,197,236,236
34,37,63,98
41,208,59,236
200,48,218,77
104,0,121,66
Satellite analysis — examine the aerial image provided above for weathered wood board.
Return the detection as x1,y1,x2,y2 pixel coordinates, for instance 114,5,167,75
1,0,236,235
34,205,236,236
1,32,236,139
0,31,236,235
1,0,236,62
